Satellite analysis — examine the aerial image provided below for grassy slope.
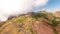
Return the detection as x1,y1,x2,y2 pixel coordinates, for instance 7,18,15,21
0,11,60,34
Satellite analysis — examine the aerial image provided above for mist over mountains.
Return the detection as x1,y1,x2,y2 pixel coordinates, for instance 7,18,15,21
0,0,48,22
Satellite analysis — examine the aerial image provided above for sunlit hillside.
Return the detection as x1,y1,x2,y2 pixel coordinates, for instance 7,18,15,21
0,11,60,34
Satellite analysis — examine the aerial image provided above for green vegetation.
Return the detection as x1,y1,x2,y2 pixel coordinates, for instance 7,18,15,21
32,13,45,18
53,27,59,34
43,13,60,34
16,11,60,34
29,27,34,34
32,11,60,34
0,11,60,34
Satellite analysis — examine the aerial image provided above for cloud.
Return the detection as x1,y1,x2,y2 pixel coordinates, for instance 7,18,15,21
0,0,48,22
34,0,48,7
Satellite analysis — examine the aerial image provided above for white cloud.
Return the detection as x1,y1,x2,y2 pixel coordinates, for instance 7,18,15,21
34,0,48,7
0,0,48,22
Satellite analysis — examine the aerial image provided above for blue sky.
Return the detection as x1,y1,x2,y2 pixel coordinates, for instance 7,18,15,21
34,0,60,12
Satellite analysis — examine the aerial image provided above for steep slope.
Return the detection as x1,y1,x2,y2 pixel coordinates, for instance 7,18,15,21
0,11,60,34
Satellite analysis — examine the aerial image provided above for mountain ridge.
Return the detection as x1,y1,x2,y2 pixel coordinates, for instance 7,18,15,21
0,11,60,34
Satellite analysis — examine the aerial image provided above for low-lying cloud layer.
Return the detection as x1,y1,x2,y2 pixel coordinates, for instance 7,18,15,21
0,0,48,22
